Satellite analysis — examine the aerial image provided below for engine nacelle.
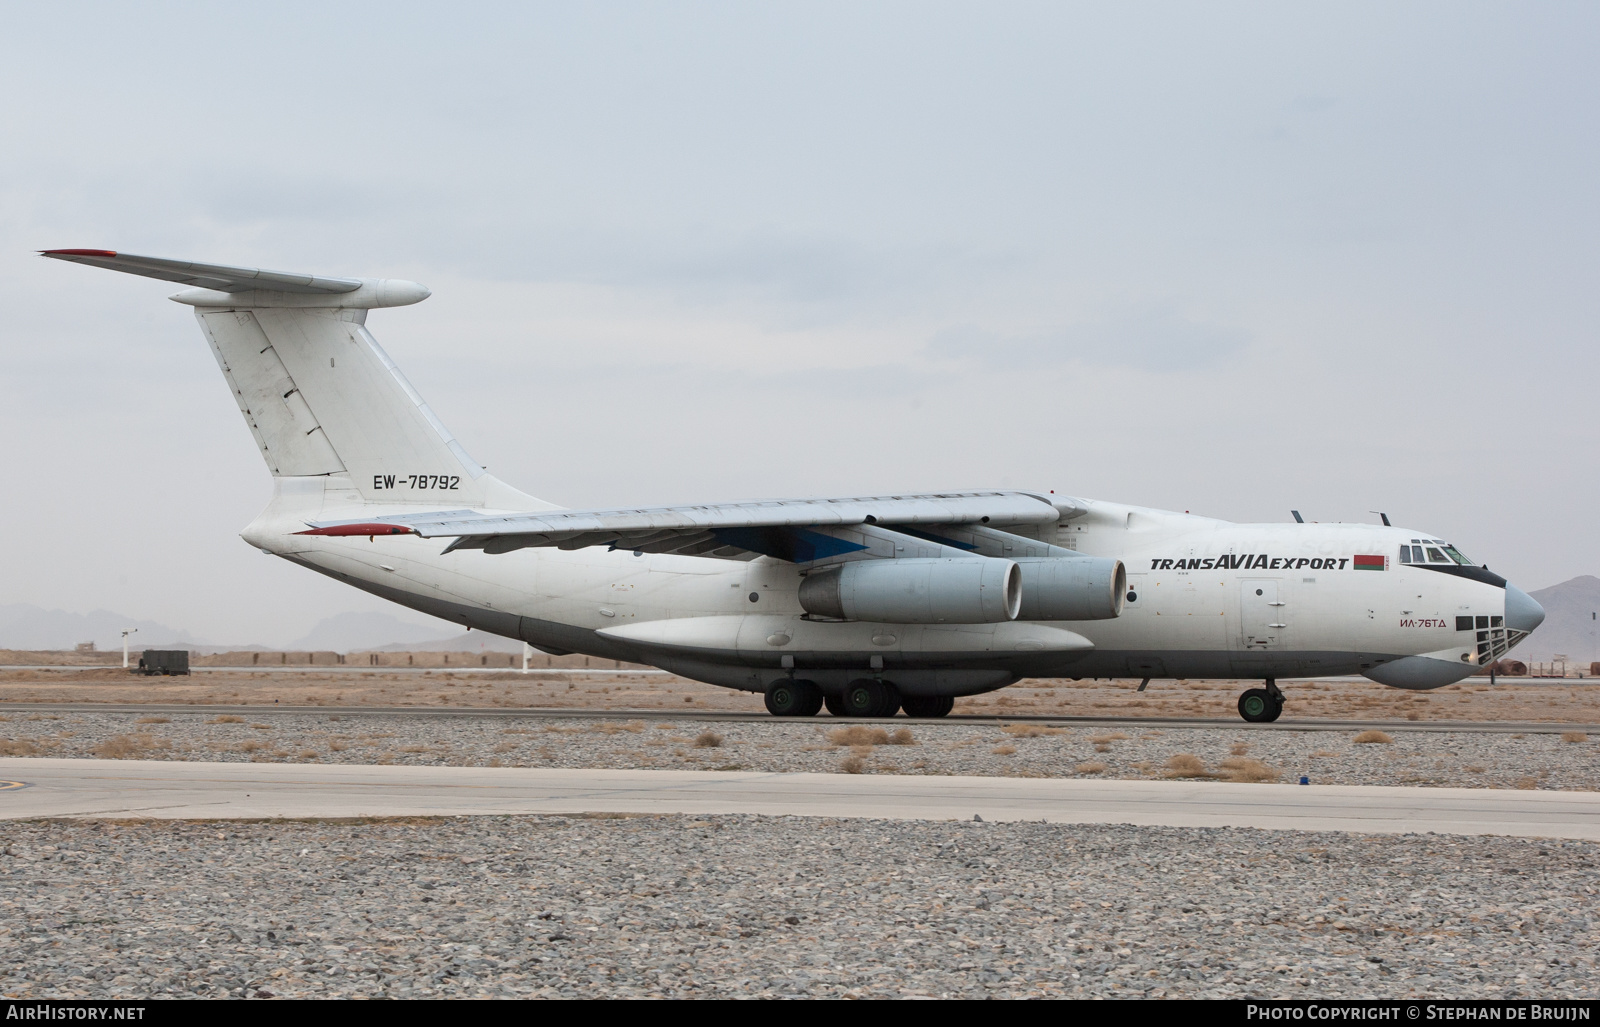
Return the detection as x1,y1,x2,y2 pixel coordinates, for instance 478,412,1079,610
798,558,1021,624
1015,557,1126,621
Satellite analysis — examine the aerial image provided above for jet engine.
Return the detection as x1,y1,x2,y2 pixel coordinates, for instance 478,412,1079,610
798,558,1021,624
1015,557,1126,621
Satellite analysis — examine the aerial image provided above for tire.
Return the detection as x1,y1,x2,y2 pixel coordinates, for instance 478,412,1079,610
765,679,823,717
793,680,823,717
901,695,954,718
1237,688,1278,723
823,694,847,717
842,678,901,718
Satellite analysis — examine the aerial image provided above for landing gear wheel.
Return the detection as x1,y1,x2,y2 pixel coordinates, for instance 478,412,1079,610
823,694,847,717
765,679,823,717
901,695,955,718
1237,688,1283,723
842,678,902,718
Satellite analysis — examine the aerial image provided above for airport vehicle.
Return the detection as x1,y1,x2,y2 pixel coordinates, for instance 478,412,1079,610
134,650,190,676
43,249,1545,721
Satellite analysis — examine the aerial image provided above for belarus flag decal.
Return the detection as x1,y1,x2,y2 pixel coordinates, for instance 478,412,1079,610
1352,554,1387,571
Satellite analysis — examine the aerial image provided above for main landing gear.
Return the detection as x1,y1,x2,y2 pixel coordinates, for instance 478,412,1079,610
900,695,955,718
1237,679,1285,723
764,679,823,717
840,678,900,718
769,678,956,718
832,679,955,718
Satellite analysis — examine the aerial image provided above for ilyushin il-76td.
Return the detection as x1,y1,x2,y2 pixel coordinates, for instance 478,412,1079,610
44,249,1545,722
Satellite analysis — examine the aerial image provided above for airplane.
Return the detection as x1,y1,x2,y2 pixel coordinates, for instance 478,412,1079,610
41,249,1546,722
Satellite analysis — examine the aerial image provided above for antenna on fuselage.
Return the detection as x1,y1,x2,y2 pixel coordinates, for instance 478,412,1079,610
1291,510,1304,523
1369,510,1391,526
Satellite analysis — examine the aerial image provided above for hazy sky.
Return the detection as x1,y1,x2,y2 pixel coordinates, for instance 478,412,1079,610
2,2,1596,644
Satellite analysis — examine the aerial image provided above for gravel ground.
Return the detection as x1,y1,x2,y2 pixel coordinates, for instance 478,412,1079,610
3,711,1599,790
1,815,1594,999
6,668,1600,725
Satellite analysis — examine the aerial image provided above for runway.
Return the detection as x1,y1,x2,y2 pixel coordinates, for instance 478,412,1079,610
3,758,1597,839
1,701,1594,734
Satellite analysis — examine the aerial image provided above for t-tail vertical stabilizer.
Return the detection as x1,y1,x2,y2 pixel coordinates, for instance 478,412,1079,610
40,249,551,524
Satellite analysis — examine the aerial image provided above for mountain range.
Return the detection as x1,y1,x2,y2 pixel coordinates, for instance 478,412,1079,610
1521,575,1600,665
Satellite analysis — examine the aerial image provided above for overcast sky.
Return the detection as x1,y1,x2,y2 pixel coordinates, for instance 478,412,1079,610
2,2,1596,645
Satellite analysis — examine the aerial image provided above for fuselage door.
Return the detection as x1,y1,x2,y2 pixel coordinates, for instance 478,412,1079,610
1240,579,1285,648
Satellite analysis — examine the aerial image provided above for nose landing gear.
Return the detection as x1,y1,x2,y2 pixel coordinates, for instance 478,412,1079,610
1237,678,1285,723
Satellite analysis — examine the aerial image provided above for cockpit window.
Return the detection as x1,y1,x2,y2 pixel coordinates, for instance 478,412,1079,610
1401,541,1475,566
1399,544,1429,564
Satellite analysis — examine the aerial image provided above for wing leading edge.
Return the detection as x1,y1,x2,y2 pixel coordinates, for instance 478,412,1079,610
299,491,1080,563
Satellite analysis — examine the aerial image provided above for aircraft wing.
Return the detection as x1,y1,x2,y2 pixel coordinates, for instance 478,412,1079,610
39,249,363,295
299,491,1078,562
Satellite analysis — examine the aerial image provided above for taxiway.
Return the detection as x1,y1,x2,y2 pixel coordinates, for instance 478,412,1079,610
4,758,1597,838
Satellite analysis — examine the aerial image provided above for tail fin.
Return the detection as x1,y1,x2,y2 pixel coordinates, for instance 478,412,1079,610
43,249,545,511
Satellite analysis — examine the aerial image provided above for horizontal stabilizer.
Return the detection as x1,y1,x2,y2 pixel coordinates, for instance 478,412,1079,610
40,249,363,295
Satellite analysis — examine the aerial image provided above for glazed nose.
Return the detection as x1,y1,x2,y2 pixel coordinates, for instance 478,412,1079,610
1504,584,1545,634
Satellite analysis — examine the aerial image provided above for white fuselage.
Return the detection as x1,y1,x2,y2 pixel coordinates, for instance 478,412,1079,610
44,248,1535,703
244,484,1516,697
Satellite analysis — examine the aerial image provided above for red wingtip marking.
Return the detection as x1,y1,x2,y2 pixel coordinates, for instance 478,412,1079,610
41,248,119,257
295,523,417,537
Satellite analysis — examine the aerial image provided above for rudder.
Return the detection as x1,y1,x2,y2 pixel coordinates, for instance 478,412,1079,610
197,304,489,503
197,308,348,477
